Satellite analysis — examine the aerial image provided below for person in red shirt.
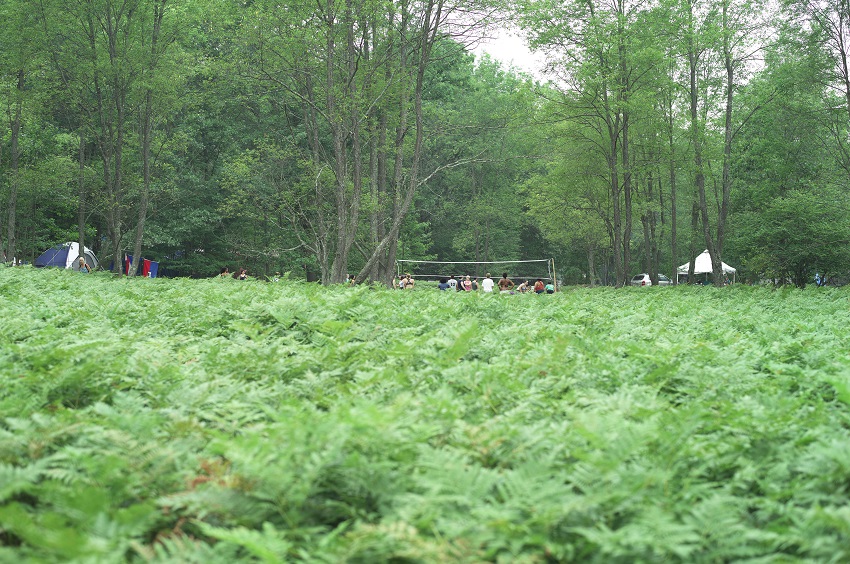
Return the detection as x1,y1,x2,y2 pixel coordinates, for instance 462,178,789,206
534,279,545,294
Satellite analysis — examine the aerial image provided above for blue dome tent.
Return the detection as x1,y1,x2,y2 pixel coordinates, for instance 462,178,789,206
35,242,99,271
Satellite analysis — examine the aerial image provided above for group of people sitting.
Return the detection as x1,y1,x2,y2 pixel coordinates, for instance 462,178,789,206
395,272,555,294
219,267,248,280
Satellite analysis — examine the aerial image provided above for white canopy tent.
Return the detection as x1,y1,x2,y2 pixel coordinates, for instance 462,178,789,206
677,250,736,284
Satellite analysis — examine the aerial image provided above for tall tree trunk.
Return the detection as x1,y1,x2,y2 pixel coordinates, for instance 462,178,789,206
641,169,655,283
365,22,383,283
129,88,153,278
618,5,632,286
688,202,699,282
713,0,734,285
653,174,662,282
326,0,348,283
375,4,412,286
622,110,632,285
302,76,331,283
667,89,678,284
6,69,24,264
87,6,130,276
77,130,87,259
609,129,623,285
129,0,165,277
0,113,4,262
329,0,366,283
687,0,717,285
358,0,443,284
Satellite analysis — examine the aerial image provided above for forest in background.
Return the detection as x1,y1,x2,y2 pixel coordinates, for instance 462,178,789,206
1,0,850,287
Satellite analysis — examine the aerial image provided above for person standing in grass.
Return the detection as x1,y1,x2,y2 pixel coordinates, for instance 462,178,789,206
462,275,473,291
498,273,514,293
447,274,458,291
481,273,494,293
78,257,91,273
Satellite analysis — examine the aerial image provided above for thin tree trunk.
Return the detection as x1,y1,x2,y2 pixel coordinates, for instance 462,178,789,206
609,134,622,285
618,4,632,286
302,75,331,283
376,4,412,286
129,0,165,277
688,202,698,282
687,0,717,285
6,69,24,264
77,130,87,259
641,167,654,283
667,91,678,284
0,122,4,262
129,88,153,277
714,0,734,284
326,0,349,283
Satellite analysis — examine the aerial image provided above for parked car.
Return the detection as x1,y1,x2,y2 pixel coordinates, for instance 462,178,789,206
630,273,673,286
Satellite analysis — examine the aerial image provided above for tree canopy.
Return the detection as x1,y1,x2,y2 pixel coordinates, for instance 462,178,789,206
1,0,848,287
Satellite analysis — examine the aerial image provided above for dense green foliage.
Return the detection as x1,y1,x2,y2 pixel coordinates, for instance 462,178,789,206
3,0,850,286
2,266,850,561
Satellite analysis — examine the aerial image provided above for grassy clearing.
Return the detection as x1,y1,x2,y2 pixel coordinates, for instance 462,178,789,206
1,266,850,562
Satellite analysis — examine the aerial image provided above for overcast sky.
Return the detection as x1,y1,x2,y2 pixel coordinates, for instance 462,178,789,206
472,30,547,79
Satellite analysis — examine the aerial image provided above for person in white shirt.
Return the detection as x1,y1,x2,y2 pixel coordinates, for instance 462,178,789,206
481,273,495,293
447,275,458,291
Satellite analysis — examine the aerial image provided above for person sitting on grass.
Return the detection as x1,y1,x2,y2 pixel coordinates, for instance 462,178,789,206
438,278,450,291
534,279,545,294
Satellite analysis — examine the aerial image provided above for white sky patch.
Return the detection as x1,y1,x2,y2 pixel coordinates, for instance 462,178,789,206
472,30,548,79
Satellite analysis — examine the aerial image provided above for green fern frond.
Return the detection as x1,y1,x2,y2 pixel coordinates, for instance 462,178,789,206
196,521,293,563
0,461,45,502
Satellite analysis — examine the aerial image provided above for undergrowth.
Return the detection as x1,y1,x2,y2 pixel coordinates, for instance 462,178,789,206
1,266,849,562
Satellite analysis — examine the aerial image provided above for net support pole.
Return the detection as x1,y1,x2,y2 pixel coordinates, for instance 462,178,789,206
551,258,558,292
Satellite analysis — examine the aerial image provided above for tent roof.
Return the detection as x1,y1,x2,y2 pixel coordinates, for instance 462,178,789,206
677,250,736,274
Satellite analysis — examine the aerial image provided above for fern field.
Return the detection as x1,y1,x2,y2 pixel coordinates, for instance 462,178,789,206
2,267,850,562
